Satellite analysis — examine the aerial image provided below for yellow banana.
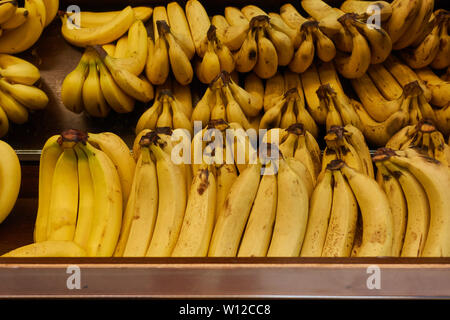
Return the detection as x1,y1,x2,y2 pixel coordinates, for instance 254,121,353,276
146,31,170,86
82,57,110,118
265,22,294,66
0,89,28,124
223,84,251,130
431,17,450,69
263,71,284,111
366,63,403,101
300,63,327,125
0,0,18,25
197,32,221,84
135,99,162,134
254,25,278,79
0,53,41,85
301,0,344,37
416,67,450,107
344,124,374,178
268,12,301,48
114,35,128,58
169,93,194,135
68,7,153,28
288,23,314,74
42,0,58,27
280,3,308,30
340,1,392,21
1,7,29,30
0,139,20,224
385,0,422,44
311,22,336,62
167,1,196,60
0,78,48,111
235,27,258,73
1,241,86,257
185,0,211,57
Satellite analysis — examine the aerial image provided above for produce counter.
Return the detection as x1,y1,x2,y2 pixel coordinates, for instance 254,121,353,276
0,0,449,300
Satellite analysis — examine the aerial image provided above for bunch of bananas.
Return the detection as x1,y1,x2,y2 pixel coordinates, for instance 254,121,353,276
0,0,58,54
386,119,450,166
262,70,319,137
146,3,195,86
321,125,374,178
0,53,48,137
373,148,450,257
191,71,263,131
0,139,20,225
135,86,193,136
32,130,136,257
61,17,154,117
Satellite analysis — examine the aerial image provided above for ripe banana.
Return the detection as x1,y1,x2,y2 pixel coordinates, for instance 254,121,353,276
146,142,187,257
265,21,294,66
68,7,153,28
289,22,315,74
0,53,41,85
254,25,278,79
416,67,450,107
234,27,258,73
301,0,344,37
0,78,48,111
340,1,392,21
1,7,29,30
167,1,195,60
42,0,58,27
0,89,29,124
82,56,110,118
431,16,449,69
185,0,211,57
301,63,327,125
0,139,20,224
0,0,45,54
61,6,135,47
1,241,86,257
0,0,18,25
385,0,422,44
208,163,261,257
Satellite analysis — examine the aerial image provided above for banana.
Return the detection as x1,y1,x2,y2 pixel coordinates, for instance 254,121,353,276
102,43,116,57
328,85,362,130
135,99,162,134
0,53,41,85
169,93,193,135
0,139,20,224
96,46,154,103
172,165,216,257
0,0,18,25
301,0,344,37
367,63,403,101
228,74,262,118
389,149,450,257
267,157,309,257
311,22,336,62
344,124,374,178
434,104,450,137
61,49,93,114
152,6,169,42
351,73,404,122
185,0,211,57
34,134,63,242
123,145,158,257
1,241,86,257
268,12,301,48
416,67,450,107
265,21,294,66
42,0,58,27
322,169,358,257
375,162,407,257
61,6,135,47
197,28,221,84
335,161,393,257
235,27,258,73
280,96,297,129
101,19,148,76
431,17,450,69
87,132,135,208
208,163,261,257
294,130,317,184
0,89,28,124
1,7,29,30
238,166,277,257
340,1,392,21
352,17,392,64
80,141,123,257
97,57,135,114
0,106,8,138
254,25,278,79
82,56,110,118
280,3,308,30
69,7,153,28
394,0,434,50
259,95,286,130
301,63,327,125
213,29,235,74
385,0,422,44
223,84,251,130
0,78,48,111
288,22,314,74
383,54,432,102
241,5,267,21
334,14,371,79
114,35,128,58
146,143,187,257
264,71,284,111
167,1,196,60
300,169,333,257
382,160,430,257
400,18,442,69
225,6,249,27
157,96,172,128
72,144,94,250
146,30,170,86
46,146,79,241
213,14,249,52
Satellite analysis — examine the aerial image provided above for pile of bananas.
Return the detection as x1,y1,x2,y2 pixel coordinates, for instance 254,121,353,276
0,0,58,54
30,130,136,257
0,139,20,225
191,71,263,131
0,53,48,137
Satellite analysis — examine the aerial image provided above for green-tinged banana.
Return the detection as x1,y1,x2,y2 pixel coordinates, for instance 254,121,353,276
72,144,94,250
383,160,430,257
46,147,79,241
0,78,48,111
1,241,86,257
0,0,45,54
0,139,20,224
300,169,333,257
146,142,187,257
336,161,393,257
82,57,110,118
1,7,29,30
238,166,277,257
254,25,278,79
235,27,258,73
185,0,211,57
0,53,40,85
208,163,262,257
172,166,216,257
80,141,123,257
322,169,358,257
390,149,450,257
34,135,63,242
61,6,135,47
375,162,407,257
267,157,309,257
289,23,314,74
0,89,28,124
96,46,154,103
123,145,158,257
334,15,371,79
